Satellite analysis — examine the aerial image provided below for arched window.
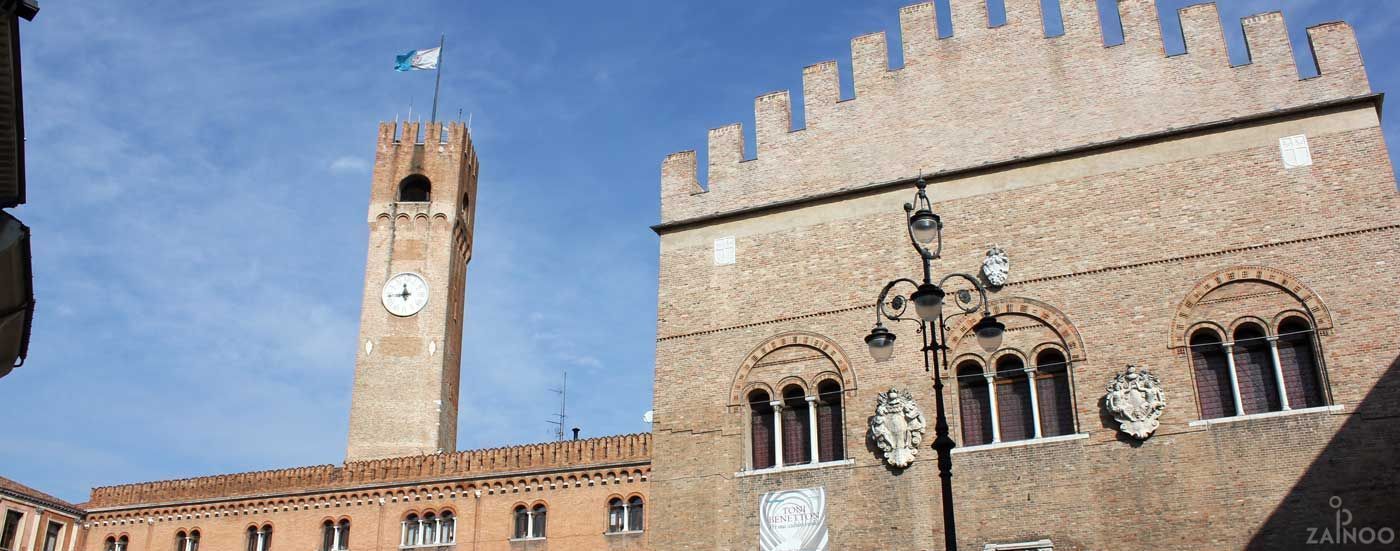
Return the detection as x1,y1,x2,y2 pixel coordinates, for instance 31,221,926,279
815,380,845,462
530,504,547,539
994,355,1035,442
189,531,200,551
113,536,128,551
105,537,117,551
177,531,188,551
1233,323,1282,414
1191,329,1237,419
957,361,992,446
780,385,811,466
627,496,644,532
323,521,346,551
607,498,626,533
402,514,420,547
398,174,431,202
1035,349,1075,437
260,525,272,551
512,506,529,540
1278,317,1326,409
422,512,437,545
438,512,454,544
748,389,775,469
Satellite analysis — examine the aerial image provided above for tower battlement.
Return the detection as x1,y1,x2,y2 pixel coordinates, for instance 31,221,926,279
658,0,1372,225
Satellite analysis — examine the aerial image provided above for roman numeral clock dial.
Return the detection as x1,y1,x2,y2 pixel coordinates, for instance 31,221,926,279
381,272,429,317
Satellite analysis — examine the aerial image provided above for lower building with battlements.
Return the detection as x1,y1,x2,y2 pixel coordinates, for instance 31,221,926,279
12,1,1399,551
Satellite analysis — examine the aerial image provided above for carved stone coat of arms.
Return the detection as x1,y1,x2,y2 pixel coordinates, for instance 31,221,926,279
981,246,1009,287
868,389,927,468
1104,365,1166,440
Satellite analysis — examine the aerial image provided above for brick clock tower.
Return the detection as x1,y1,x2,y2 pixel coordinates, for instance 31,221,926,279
345,121,478,462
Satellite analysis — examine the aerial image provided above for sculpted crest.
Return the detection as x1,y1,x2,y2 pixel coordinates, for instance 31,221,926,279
868,389,926,468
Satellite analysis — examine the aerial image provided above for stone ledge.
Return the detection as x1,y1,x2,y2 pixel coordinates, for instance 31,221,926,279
951,433,1089,455
733,459,855,478
1187,404,1344,427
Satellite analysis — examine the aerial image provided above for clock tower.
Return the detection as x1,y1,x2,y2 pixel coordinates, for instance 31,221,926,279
345,121,477,462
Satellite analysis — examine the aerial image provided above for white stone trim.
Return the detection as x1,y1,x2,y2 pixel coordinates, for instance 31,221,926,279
734,459,854,478
952,433,1088,454
1188,404,1343,427
984,539,1053,551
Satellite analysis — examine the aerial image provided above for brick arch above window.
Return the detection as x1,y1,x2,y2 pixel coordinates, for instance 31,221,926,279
729,331,855,406
1170,266,1334,349
1228,315,1274,336
948,297,1086,361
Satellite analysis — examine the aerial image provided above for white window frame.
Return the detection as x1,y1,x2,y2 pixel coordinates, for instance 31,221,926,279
510,507,546,541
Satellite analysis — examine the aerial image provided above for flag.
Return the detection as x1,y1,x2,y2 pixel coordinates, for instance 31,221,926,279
395,47,440,72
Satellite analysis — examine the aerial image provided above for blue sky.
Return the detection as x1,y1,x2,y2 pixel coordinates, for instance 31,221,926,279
3,0,1397,503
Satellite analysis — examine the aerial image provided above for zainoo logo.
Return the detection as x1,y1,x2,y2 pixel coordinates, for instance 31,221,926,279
1306,496,1395,545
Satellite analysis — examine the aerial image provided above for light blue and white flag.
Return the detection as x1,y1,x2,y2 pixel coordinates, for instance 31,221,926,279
395,47,440,71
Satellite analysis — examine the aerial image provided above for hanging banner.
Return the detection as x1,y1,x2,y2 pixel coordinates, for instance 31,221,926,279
759,487,829,551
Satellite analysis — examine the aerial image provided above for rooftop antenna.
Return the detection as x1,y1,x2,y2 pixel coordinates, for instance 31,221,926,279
547,370,568,441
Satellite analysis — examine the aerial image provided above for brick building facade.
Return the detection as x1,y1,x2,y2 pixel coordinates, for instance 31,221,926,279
649,1,1398,550
51,1,1399,550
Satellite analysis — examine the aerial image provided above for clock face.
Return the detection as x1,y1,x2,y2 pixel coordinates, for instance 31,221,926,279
381,272,429,317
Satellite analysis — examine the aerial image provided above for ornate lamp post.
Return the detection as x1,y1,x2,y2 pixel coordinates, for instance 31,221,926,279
862,178,1005,551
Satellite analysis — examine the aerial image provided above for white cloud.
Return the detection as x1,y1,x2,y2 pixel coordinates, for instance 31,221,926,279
328,156,371,174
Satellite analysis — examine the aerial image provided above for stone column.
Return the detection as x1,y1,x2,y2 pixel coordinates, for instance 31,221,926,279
805,395,820,463
1025,367,1043,439
1266,336,1291,410
770,400,785,467
1223,342,1246,416
331,525,340,551
984,373,1001,443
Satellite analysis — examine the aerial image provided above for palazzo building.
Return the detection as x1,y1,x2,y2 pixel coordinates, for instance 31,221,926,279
649,0,1398,549
20,1,1399,551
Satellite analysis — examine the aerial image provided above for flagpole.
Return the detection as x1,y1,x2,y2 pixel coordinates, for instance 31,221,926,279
430,34,444,123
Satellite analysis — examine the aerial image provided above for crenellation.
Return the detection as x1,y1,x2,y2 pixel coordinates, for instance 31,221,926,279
1178,3,1228,65
378,121,397,149
898,3,938,66
948,0,991,38
1003,0,1044,37
658,2,1375,224
754,91,792,155
1058,0,1101,41
86,434,652,509
1306,21,1369,91
1241,12,1296,82
800,60,841,127
850,32,890,98
706,123,745,188
1116,0,1162,52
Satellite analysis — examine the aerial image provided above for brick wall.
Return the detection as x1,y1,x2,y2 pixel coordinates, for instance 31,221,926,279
82,436,651,551
649,2,1399,549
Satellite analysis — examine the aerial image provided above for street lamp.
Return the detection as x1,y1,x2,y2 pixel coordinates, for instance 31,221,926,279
862,177,1004,551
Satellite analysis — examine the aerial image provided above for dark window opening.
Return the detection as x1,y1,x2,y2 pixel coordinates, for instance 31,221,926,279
816,380,845,462
749,389,775,469
957,362,992,446
1035,349,1075,437
398,175,431,202
1233,323,1281,414
1191,329,1236,419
